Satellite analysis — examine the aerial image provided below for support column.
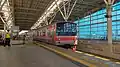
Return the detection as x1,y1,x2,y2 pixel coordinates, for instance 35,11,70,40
0,15,8,40
90,13,92,40
12,0,15,26
77,18,80,39
106,0,112,44
4,24,6,39
104,0,115,53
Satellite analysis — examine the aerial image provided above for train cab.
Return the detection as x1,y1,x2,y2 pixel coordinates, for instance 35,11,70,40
55,22,77,46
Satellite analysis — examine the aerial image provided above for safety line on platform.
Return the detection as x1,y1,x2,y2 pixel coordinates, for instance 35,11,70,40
76,50,120,65
76,51,110,61
35,42,98,67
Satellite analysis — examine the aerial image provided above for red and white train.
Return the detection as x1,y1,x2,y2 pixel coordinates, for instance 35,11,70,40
33,21,77,47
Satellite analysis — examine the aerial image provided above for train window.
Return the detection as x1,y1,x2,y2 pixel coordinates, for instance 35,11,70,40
56,22,77,36
47,30,52,37
43,32,45,36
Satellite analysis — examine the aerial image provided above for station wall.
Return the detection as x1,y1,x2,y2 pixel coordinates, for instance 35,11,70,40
75,2,120,41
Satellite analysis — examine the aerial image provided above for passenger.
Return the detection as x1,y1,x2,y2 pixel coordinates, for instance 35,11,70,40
4,30,11,47
23,35,26,45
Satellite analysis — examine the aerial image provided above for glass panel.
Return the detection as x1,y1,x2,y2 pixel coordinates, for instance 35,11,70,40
91,16,97,20
112,16,117,21
116,21,120,24
113,2,120,7
102,9,106,13
103,18,107,22
117,15,120,20
112,11,117,15
117,10,120,14
116,5,120,10
91,20,97,23
112,5,117,11
98,14,104,18
92,12,97,16
117,26,120,29
112,22,116,25
98,18,103,22
75,2,120,40
112,25,117,30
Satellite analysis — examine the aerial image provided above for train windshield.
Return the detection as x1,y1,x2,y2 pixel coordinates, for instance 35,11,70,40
56,22,77,36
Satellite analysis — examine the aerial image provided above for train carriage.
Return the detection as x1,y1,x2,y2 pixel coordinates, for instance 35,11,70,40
33,21,77,47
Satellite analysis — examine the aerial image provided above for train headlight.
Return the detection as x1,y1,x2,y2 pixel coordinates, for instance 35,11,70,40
59,38,60,40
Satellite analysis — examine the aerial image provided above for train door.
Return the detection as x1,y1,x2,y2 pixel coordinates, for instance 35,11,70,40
47,25,54,44
51,24,56,44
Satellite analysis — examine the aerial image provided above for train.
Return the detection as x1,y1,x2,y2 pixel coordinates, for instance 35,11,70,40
31,21,120,60
33,21,77,48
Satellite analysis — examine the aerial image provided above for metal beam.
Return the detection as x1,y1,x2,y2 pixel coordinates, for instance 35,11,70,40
6,12,12,22
16,24,33,27
15,12,39,16
18,26,31,29
16,25,32,27
15,7,43,11
67,0,71,17
0,0,7,11
15,14,40,17
16,22,34,24
0,0,2,4
12,0,15,26
15,22,34,24
75,4,92,8
76,3,96,8
15,21,35,24
0,15,8,27
19,27,30,29
49,13,57,24
0,24,4,25
63,0,67,18
55,0,67,21
0,26,4,28
16,23,32,25
29,0,34,8
0,28,4,29
15,17,37,21
32,0,70,29
16,19,35,21
66,0,78,20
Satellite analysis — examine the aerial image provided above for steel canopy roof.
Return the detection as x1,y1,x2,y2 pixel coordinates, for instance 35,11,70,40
8,0,54,30
2,0,117,30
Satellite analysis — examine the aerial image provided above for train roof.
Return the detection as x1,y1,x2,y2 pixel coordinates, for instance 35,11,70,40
32,21,75,31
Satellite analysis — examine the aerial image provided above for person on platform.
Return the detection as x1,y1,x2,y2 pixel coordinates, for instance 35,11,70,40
23,35,26,45
4,30,11,47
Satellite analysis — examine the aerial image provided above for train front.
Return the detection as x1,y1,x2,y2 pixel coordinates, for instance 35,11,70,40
55,22,77,47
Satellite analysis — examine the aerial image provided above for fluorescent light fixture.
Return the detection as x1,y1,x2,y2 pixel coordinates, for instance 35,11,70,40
0,30,4,32
19,30,28,35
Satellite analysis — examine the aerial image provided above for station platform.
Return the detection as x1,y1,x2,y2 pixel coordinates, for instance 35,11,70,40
0,44,85,67
0,41,120,67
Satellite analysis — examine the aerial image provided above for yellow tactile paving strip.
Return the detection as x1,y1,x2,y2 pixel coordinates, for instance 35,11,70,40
35,42,109,67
